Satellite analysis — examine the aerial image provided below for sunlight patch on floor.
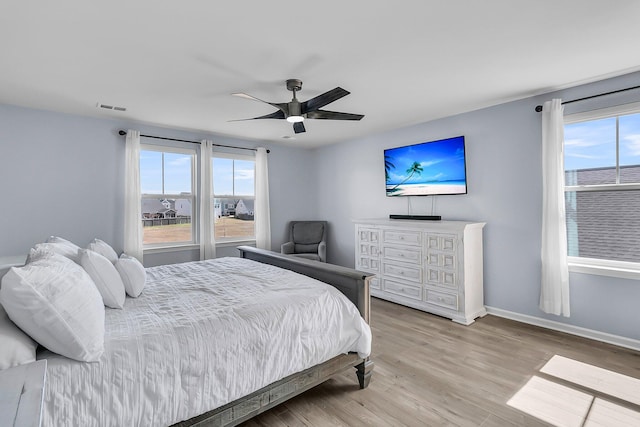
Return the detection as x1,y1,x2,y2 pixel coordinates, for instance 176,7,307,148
507,355,640,427
541,355,640,406
507,376,592,427
584,398,640,426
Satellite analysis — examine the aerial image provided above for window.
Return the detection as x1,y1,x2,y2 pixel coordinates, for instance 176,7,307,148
564,103,640,277
212,153,255,241
140,146,196,247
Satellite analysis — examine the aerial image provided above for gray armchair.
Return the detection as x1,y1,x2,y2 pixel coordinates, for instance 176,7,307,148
281,221,328,262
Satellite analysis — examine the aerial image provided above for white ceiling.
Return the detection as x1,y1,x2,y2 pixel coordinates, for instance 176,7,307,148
2,1,640,148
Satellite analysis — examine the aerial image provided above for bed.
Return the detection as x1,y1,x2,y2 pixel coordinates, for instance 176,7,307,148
33,246,374,426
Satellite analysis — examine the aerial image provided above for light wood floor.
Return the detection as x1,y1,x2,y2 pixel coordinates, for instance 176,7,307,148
242,298,640,426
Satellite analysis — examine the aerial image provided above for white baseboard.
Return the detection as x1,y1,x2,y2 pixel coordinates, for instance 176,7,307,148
485,306,640,353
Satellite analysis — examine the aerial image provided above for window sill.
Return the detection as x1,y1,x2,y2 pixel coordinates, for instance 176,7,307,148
215,239,256,248
144,244,199,254
568,259,640,281
143,239,256,254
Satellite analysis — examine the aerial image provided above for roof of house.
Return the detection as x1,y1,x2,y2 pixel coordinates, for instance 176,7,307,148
237,199,254,211
142,199,167,214
565,165,640,262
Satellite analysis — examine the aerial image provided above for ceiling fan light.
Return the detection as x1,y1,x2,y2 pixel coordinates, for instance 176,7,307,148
286,115,304,123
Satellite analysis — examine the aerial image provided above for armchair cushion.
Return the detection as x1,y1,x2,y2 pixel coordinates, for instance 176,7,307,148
294,243,319,254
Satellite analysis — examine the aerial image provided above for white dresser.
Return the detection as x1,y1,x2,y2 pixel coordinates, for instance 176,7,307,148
354,219,486,325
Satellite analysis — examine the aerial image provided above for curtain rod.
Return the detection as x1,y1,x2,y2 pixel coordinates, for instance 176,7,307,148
117,130,269,153
534,84,640,112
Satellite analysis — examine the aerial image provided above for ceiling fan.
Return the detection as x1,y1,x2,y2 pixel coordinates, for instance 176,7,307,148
231,79,364,134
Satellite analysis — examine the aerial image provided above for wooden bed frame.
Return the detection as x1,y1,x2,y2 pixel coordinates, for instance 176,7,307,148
174,246,374,427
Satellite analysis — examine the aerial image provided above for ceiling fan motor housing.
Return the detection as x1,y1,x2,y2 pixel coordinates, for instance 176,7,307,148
285,79,303,118
288,99,302,117
286,79,303,92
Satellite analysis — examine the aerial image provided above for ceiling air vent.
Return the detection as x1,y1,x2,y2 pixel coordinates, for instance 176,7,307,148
96,102,127,112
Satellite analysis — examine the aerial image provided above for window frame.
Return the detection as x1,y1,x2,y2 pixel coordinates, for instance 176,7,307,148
211,151,256,243
140,144,198,250
564,102,640,279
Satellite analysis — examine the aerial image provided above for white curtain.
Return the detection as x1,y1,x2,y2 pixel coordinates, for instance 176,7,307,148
255,147,271,250
124,130,143,262
199,140,216,260
540,99,570,317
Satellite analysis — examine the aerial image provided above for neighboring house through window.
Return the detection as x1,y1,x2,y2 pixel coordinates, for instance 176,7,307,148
212,152,255,241
140,145,196,247
564,102,640,278
138,144,258,250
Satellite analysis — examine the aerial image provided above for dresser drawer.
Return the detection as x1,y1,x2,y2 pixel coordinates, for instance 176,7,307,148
383,246,421,264
383,262,422,283
383,279,422,301
426,234,458,253
357,256,380,272
425,253,457,270
383,229,422,246
426,267,457,288
358,243,380,257
358,228,380,243
425,289,458,310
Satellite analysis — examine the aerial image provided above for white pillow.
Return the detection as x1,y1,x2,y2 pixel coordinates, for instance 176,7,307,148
87,239,119,264
79,249,126,309
25,246,52,264
28,242,78,263
0,252,105,362
45,236,78,246
0,303,37,370
115,254,146,298
27,236,82,263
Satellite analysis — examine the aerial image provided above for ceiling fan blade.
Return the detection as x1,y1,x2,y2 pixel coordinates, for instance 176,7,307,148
306,110,364,121
232,93,289,114
301,87,350,113
293,121,306,134
228,110,286,121
232,92,270,103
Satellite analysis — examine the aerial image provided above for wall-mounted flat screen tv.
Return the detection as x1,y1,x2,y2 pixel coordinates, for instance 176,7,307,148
384,135,467,197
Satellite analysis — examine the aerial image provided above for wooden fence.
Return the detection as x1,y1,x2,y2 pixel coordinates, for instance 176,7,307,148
142,217,191,227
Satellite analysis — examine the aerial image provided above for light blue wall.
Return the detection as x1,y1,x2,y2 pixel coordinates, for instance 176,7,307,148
1,71,639,341
0,105,125,254
0,104,318,262
314,71,640,341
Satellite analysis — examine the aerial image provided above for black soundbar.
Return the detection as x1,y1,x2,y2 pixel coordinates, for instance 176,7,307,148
389,214,441,221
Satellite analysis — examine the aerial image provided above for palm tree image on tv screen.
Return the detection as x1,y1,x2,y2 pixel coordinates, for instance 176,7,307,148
384,136,467,197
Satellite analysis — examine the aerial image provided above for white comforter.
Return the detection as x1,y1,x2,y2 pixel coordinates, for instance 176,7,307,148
39,257,371,426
